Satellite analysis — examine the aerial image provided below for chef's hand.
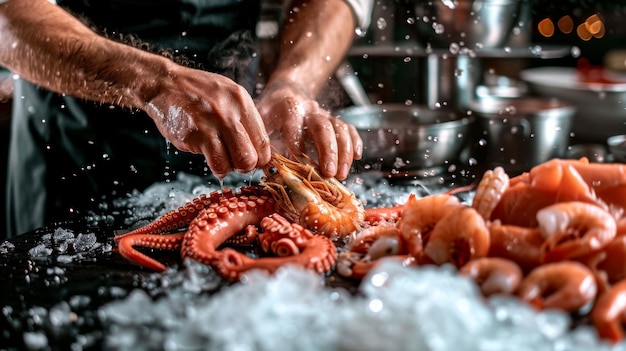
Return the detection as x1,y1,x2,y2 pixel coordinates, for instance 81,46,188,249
256,81,362,180
143,63,271,179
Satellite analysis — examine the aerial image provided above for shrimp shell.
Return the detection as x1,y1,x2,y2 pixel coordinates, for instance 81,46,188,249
471,166,509,220
517,261,597,312
537,201,616,263
459,257,523,296
421,205,490,268
591,280,626,344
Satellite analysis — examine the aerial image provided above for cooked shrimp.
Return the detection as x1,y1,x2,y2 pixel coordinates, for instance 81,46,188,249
537,201,616,263
591,280,626,344
471,166,509,220
261,153,365,238
517,261,597,312
577,235,626,294
421,205,490,268
459,257,523,296
397,193,462,257
487,221,544,272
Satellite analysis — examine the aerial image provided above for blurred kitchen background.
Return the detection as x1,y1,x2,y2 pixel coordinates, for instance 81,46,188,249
2,0,626,231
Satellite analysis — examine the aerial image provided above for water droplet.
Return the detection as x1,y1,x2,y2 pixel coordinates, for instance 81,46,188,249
406,17,415,25
449,43,460,54
530,45,542,56
376,17,387,30
433,23,445,35
355,27,366,37
403,57,411,63
441,0,457,9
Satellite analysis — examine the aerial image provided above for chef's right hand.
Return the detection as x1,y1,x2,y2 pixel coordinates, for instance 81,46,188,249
142,63,271,179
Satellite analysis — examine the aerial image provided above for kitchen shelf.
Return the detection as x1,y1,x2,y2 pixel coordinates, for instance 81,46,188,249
348,44,573,60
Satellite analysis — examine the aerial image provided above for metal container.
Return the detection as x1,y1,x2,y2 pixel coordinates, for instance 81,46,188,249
414,0,523,49
521,66,626,143
471,97,575,174
336,104,475,170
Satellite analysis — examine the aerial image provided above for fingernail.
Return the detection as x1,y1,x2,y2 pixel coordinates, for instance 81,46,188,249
356,142,363,159
325,161,337,176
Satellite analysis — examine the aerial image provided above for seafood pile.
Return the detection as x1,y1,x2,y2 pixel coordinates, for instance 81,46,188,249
114,155,626,344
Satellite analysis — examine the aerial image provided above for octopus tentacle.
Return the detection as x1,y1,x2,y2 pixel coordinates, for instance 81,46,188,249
115,233,184,271
213,214,337,281
181,194,276,266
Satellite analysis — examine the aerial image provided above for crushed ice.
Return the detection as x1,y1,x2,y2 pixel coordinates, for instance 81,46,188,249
97,261,624,351
26,227,112,263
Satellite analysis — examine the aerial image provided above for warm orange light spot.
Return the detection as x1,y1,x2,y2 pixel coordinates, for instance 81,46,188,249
577,23,592,41
592,22,605,38
557,15,574,34
538,18,555,37
585,14,603,35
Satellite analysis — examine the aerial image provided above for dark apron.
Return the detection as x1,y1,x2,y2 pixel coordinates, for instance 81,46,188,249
6,0,260,237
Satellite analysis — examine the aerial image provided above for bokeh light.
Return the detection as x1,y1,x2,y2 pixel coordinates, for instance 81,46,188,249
538,13,605,41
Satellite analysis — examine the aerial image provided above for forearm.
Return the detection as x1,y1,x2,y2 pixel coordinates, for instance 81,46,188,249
266,0,357,99
0,0,169,108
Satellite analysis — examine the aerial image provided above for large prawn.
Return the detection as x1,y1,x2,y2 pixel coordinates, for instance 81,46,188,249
261,153,365,239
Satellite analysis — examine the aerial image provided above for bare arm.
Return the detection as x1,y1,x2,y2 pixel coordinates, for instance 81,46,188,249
0,0,271,178
256,0,365,179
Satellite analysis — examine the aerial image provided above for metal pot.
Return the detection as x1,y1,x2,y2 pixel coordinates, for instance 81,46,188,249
414,0,523,49
336,104,475,170
470,97,576,174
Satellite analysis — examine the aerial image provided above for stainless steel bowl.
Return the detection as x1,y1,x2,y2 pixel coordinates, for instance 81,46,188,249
521,66,626,143
336,104,475,170
414,0,522,49
470,97,576,174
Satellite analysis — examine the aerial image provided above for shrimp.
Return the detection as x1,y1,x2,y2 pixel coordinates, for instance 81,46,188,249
336,223,405,279
591,280,626,344
261,153,365,238
471,166,509,220
477,158,619,228
517,261,597,312
397,193,463,257
487,221,544,272
421,205,490,268
537,201,616,263
577,236,626,294
459,257,523,296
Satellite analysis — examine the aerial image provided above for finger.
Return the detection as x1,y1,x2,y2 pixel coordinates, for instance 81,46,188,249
220,124,260,174
201,135,233,179
240,107,272,168
333,119,354,180
308,114,339,178
348,123,363,160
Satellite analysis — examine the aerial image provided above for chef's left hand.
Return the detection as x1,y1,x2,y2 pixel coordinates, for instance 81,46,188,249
256,81,362,180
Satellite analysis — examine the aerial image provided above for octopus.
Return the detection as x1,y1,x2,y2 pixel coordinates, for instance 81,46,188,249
114,153,400,281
